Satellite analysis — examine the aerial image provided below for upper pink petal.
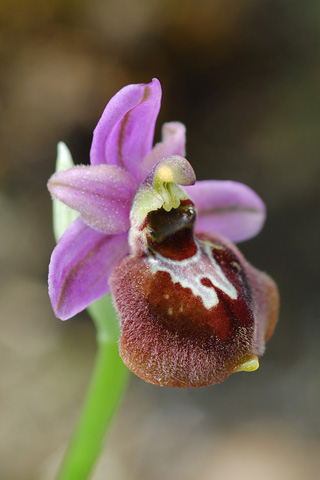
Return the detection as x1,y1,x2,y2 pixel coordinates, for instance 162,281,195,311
90,78,162,181
48,164,137,234
49,217,129,320
185,180,266,243
138,122,186,182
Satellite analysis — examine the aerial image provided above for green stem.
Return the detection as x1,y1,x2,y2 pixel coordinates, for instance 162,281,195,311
57,295,129,480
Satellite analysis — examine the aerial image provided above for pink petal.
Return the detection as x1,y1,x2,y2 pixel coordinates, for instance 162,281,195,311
48,165,136,234
90,78,161,181
138,122,186,182
49,218,129,320
185,180,266,243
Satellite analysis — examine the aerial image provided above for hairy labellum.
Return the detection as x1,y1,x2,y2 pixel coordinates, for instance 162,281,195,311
110,198,279,388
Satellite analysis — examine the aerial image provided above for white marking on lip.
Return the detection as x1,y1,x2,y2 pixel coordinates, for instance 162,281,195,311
149,239,238,310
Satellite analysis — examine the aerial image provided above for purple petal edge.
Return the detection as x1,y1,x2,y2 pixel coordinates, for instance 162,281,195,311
49,217,129,320
185,180,266,243
90,78,161,181
48,165,136,234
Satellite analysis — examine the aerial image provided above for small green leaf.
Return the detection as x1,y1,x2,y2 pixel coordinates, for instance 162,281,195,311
53,142,79,242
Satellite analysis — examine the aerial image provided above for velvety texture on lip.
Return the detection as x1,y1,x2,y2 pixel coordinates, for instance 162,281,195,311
110,231,279,388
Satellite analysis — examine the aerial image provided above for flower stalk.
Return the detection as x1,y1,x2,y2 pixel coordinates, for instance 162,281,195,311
57,295,129,480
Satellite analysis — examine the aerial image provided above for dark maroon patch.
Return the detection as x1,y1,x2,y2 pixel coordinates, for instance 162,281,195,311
147,200,197,260
201,277,214,288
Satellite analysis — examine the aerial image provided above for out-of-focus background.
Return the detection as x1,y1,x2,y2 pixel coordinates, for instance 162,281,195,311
1,1,320,479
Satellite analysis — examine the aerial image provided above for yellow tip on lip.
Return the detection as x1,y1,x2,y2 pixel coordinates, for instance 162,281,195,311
157,166,174,183
234,355,259,373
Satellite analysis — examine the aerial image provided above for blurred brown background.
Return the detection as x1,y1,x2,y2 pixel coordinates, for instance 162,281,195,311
1,1,320,479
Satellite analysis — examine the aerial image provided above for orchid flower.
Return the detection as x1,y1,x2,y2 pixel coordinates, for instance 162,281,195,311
48,78,279,388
